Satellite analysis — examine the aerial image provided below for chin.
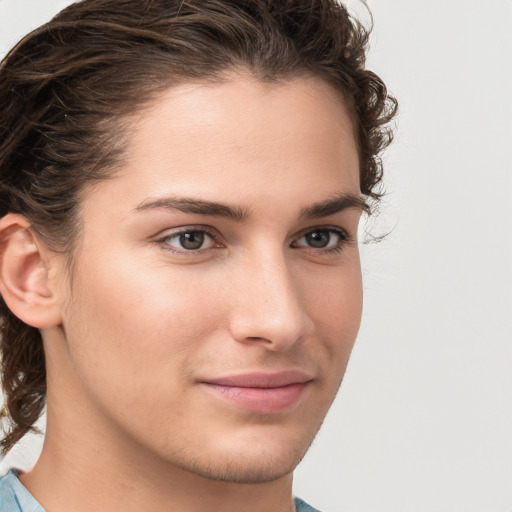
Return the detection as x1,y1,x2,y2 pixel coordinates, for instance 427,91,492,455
168,423,321,484
181,448,306,484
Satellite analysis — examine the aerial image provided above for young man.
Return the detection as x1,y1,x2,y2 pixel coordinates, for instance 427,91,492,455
0,1,397,510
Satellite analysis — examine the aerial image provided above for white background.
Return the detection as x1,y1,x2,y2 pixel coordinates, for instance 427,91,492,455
1,1,511,511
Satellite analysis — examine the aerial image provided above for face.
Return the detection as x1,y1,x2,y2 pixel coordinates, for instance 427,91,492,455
47,74,363,484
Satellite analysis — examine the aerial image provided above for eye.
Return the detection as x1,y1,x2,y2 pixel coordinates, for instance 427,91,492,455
158,228,218,253
292,228,348,251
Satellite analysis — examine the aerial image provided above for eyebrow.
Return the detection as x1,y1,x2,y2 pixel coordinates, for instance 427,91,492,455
134,196,250,222
134,192,368,222
299,193,369,219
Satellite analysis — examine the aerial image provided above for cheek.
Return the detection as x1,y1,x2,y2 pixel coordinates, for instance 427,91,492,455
294,265,362,420
301,264,362,396
305,263,363,345
62,257,225,398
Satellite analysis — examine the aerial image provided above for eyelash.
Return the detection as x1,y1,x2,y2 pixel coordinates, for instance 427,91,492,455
155,225,351,256
291,227,349,254
155,226,220,255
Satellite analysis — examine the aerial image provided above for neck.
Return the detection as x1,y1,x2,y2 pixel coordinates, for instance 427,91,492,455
21,403,296,512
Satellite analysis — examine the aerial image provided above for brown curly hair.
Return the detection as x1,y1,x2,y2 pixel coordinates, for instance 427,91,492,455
0,0,397,452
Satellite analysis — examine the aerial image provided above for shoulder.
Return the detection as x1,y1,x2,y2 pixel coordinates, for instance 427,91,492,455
294,496,324,512
0,470,46,512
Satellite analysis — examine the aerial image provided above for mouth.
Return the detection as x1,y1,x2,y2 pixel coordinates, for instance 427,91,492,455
199,371,313,414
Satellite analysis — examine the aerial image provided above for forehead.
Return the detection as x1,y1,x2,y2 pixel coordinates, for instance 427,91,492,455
131,74,356,149
82,75,360,218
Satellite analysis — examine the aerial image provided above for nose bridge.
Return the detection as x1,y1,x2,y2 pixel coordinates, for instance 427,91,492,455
228,246,311,349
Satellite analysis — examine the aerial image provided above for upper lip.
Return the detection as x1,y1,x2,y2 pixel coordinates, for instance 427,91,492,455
201,371,313,388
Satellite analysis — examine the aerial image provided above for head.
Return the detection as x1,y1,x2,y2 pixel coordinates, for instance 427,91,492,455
0,0,396,480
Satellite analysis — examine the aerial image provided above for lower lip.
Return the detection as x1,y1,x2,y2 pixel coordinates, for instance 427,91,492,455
201,382,308,414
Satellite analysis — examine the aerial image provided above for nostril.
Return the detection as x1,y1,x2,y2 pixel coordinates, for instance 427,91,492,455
245,336,272,343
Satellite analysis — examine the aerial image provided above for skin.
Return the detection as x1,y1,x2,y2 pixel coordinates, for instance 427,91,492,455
15,74,363,512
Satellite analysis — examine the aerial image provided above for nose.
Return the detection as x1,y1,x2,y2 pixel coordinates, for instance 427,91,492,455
227,251,313,351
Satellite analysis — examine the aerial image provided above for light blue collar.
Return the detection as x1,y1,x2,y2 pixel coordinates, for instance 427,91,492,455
0,470,46,512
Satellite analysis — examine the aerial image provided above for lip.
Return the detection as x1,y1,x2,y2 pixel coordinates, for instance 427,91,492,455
200,371,313,414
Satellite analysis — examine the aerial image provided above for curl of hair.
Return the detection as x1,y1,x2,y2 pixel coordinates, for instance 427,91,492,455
0,0,397,452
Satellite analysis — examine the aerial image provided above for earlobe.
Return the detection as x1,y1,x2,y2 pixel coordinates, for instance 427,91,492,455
0,213,62,328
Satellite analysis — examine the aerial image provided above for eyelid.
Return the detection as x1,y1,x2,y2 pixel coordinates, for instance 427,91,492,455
294,225,350,239
291,225,352,252
154,225,224,254
152,224,353,256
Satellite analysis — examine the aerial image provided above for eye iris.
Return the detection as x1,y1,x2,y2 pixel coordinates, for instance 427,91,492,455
180,231,205,250
305,230,331,248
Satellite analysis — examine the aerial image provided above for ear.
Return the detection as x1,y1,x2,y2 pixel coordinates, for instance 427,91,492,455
0,213,62,328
